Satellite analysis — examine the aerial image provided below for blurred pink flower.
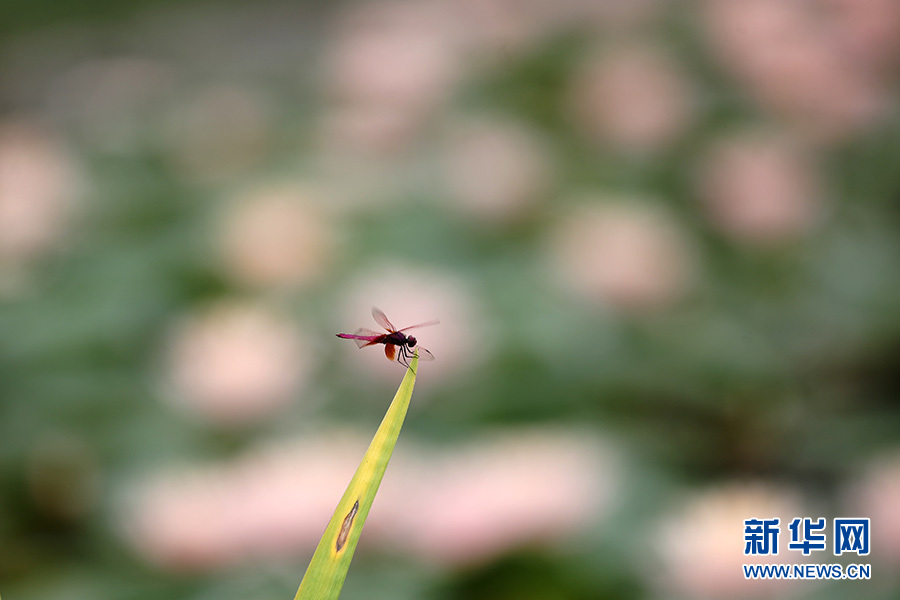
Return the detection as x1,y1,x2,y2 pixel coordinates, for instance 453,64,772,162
323,0,460,154
219,184,337,290
568,44,694,154
656,482,807,599
701,0,888,141
823,0,900,77
442,117,552,224
696,131,822,245
375,428,619,567
119,430,370,570
548,199,697,312
164,84,271,182
120,427,617,571
339,263,487,383
846,451,900,565
165,302,312,426
0,118,80,270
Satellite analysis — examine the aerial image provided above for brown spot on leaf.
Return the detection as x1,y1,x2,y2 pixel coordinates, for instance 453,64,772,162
335,500,359,552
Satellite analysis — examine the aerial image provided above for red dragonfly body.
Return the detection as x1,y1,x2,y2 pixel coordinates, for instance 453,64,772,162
336,307,438,367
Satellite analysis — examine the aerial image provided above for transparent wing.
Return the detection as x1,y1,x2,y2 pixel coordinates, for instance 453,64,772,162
372,307,396,331
398,319,440,332
416,347,435,361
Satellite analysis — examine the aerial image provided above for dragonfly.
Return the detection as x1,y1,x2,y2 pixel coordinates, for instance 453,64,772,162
336,307,438,368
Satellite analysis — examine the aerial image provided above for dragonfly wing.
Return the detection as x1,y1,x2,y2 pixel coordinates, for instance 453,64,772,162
372,307,396,332
398,319,440,332
384,344,397,361
416,347,435,361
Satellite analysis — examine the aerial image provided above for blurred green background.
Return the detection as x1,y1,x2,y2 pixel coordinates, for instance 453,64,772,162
2,1,900,599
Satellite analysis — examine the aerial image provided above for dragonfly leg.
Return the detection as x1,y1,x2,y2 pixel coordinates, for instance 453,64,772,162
398,346,409,368
398,345,416,373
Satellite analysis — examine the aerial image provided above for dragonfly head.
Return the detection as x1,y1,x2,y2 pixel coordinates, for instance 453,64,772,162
407,335,417,348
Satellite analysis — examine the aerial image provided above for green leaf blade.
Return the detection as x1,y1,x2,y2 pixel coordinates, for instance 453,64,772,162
294,352,419,600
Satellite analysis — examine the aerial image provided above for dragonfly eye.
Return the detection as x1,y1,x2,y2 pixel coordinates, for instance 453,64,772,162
407,336,417,347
